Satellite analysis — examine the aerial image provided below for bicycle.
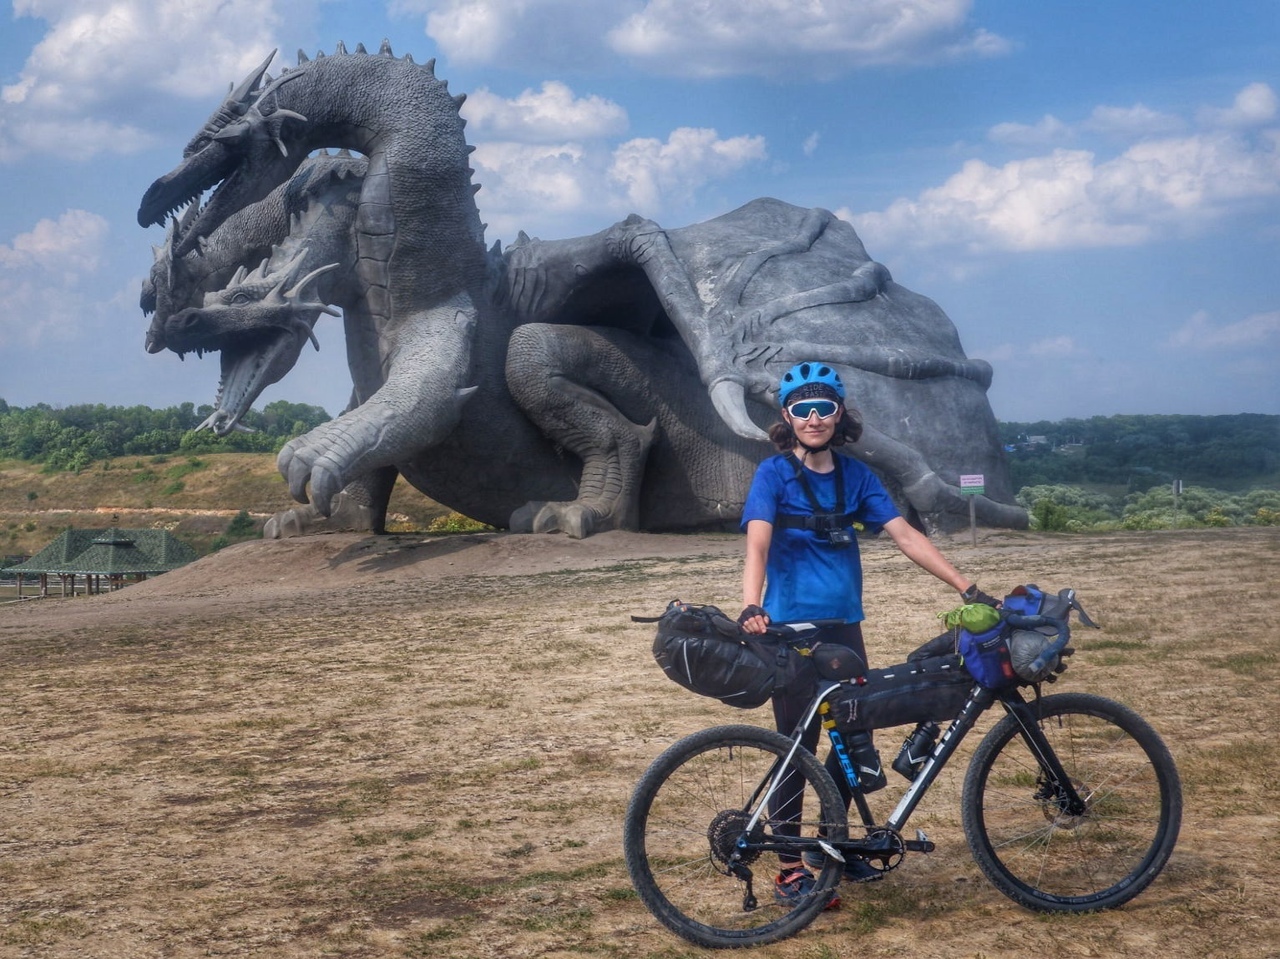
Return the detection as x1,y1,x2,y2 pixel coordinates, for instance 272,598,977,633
623,601,1183,948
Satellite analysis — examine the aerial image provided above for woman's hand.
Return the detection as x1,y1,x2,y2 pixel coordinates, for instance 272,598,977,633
738,604,770,634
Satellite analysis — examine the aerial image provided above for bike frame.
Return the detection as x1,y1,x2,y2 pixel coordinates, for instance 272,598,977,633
736,679,1090,863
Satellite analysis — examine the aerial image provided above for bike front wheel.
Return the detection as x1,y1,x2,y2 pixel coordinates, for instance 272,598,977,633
962,691,1182,912
623,724,846,948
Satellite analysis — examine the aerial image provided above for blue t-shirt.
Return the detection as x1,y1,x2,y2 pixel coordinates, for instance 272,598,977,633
741,453,900,624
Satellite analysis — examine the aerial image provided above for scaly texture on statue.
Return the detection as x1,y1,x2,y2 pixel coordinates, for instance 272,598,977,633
138,43,1026,537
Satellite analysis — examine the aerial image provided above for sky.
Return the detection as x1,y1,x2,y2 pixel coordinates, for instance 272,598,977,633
0,0,1277,424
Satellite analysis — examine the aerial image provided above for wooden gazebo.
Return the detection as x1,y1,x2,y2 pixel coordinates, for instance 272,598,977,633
4,527,197,598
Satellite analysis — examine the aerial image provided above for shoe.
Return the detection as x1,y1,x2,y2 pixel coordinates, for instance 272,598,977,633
773,867,841,909
803,849,885,884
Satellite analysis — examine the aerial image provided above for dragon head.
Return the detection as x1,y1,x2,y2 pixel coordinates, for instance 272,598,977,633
155,245,340,435
137,50,307,258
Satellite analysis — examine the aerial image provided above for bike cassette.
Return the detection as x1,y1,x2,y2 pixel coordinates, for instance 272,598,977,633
707,810,764,869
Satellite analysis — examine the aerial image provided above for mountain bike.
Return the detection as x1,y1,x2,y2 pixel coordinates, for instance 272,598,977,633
622,607,1182,948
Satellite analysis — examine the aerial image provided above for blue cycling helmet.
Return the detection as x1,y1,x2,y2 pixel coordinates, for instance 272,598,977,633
778,362,846,407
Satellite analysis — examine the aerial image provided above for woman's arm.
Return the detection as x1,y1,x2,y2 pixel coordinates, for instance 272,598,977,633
882,515,974,595
741,519,773,633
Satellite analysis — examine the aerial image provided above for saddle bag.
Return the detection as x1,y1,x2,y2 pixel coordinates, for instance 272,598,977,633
830,654,975,732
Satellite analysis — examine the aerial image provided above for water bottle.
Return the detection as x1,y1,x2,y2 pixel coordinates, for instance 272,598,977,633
846,731,886,792
892,721,940,781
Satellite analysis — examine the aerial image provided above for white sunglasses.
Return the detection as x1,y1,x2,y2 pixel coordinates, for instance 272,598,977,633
786,398,840,420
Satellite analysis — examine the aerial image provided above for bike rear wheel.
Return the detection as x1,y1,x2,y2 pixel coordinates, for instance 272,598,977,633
623,724,846,948
962,691,1182,912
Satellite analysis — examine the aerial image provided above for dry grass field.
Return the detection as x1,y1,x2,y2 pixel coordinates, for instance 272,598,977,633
1,526,1277,959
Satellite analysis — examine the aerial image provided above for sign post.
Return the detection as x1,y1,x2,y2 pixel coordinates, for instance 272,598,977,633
959,474,985,546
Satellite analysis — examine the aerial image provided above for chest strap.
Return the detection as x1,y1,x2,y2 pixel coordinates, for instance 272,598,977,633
775,511,859,531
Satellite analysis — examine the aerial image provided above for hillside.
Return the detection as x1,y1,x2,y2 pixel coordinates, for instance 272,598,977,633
0,453,455,557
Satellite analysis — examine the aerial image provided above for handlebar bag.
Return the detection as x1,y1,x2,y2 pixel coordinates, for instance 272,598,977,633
831,654,974,732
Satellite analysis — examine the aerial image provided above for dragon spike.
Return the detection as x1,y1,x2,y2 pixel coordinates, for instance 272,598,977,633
297,49,309,64
230,265,249,286
403,52,415,64
227,49,277,108
379,39,393,56
355,42,368,54
466,144,477,154
273,244,313,284
335,40,348,55
453,93,467,108
315,49,325,59
424,58,436,77
263,73,274,85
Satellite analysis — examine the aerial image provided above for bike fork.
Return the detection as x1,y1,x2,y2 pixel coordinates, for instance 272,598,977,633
1000,692,1089,814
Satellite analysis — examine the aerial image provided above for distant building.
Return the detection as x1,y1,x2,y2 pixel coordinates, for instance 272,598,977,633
3,527,197,598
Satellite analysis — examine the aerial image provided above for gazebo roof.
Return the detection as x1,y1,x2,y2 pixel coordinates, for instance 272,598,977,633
4,527,198,576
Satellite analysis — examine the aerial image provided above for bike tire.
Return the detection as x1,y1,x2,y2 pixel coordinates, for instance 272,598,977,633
961,691,1182,912
623,724,846,948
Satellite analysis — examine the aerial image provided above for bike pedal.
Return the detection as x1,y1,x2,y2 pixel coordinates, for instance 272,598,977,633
904,829,935,853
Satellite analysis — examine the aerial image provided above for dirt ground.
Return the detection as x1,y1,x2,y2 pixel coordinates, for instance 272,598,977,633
1,526,1277,959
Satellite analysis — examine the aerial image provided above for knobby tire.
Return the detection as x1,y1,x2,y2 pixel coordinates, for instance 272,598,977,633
623,725,846,948
961,691,1182,912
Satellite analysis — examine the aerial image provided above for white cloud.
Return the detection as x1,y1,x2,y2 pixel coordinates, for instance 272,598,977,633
403,0,628,70
802,132,821,158
608,0,1011,78
0,209,111,348
473,141,592,212
1083,103,1184,139
470,126,768,241
988,114,1070,147
0,0,319,161
462,82,628,142
0,209,109,277
855,84,1280,253
1167,309,1280,351
609,127,767,209
1199,82,1278,129
402,0,1009,79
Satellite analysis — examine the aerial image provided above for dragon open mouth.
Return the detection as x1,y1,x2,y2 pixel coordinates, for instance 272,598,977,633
199,325,318,436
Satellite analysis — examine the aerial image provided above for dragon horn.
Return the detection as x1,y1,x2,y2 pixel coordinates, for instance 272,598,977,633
285,263,342,316
227,50,277,107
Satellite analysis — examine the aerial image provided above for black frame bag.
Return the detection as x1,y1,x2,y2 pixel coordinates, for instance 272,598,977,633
830,654,974,732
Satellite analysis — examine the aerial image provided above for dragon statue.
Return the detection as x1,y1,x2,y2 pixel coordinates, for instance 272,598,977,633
138,42,1027,538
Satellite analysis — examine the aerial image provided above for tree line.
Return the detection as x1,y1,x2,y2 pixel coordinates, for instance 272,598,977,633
0,399,331,472
1000,413,1280,492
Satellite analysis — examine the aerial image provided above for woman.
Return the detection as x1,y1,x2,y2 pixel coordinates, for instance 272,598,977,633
739,361,993,905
